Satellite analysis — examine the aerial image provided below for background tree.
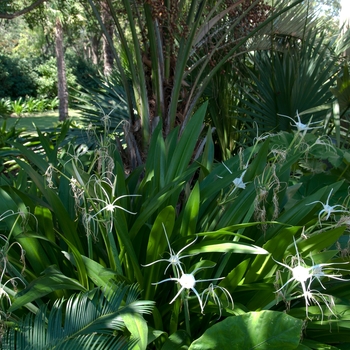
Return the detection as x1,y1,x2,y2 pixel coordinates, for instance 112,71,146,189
340,0,350,56
101,0,114,75
0,0,45,19
55,15,68,120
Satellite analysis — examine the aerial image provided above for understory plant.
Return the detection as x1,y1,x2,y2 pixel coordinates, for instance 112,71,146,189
1,104,350,348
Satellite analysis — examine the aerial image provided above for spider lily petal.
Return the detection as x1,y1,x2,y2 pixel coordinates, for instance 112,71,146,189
279,110,322,133
201,283,234,319
142,224,197,276
306,189,350,225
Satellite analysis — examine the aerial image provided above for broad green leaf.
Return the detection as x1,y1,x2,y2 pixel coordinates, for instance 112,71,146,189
129,172,191,240
143,206,175,300
180,182,200,238
161,330,191,350
14,159,84,253
9,266,86,312
220,258,251,292
141,122,166,191
123,313,148,350
11,141,49,173
0,188,52,274
145,206,175,264
57,231,89,288
196,229,253,241
187,241,268,255
147,328,166,346
189,311,303,350
297,226,346,256
62,252,121,289
34,206,55,242
165,102,207,183
244,226,300,284
198,126,215,180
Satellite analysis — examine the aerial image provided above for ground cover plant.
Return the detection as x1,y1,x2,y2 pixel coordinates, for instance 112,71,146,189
1,0,350,349
1,102,350,348
0,96,59,117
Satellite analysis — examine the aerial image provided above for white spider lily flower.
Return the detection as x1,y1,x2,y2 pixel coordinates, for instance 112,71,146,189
86,182,140,230
274,258,311,296
63,144,89,168
274,236,349,320
274,237,311,296
274,237,315,317
309,261,350,289
307,188,349,225
232,170,247,190
201,283,234,318
152,267,224,313
279,110,322,133
221,163,248,194
142,224,198,276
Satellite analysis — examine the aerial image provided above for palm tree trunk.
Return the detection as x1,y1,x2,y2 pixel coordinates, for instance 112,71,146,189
101,0,114,76
55,17,69,121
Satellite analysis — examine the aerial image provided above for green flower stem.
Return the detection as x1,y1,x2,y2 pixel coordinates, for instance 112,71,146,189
183,294,191,337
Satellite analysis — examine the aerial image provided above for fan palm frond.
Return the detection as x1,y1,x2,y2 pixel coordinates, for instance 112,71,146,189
235,27,347,141
73,71,132,134
2,283,154,349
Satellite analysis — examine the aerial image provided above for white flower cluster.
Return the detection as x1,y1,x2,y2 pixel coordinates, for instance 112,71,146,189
143,224,233,315
274,237,349,320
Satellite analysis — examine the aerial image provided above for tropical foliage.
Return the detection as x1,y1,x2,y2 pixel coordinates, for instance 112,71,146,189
1,0,350,349
2,100,350,348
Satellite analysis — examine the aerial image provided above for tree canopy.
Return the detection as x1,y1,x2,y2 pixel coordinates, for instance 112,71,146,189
0,0,46,19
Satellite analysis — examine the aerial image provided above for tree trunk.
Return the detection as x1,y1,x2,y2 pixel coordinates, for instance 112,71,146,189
101,1,114,76
55,17,69,121
91,34,100,65
340,0,350,57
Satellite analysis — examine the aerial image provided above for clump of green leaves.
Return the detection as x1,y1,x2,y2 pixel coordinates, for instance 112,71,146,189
1,103,350,348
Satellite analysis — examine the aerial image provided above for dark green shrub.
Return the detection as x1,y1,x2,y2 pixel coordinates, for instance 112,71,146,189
0,55,38,99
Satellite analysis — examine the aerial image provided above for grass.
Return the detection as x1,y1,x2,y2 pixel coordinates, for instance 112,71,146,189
3,110,82,133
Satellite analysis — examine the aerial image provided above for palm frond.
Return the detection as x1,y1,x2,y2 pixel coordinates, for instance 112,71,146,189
74,72,132,132
235,28,345,140
2,283,154,349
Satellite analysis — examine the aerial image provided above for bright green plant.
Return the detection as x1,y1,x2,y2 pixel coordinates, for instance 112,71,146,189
0,96,60,116
0,98,12,116
11,97,27,115
24,96,39,113
46,96,59,111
